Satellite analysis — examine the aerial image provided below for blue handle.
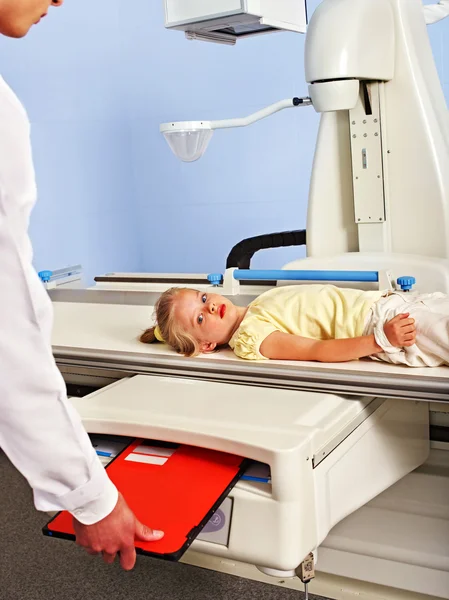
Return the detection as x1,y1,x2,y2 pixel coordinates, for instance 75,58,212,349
38,270,53,283
233,270,379,282
397,276,416,291
207,273,223,286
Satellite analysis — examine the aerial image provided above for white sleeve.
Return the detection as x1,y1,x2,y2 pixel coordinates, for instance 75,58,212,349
0,209,118,523
0,209,118,524
423,1,449,24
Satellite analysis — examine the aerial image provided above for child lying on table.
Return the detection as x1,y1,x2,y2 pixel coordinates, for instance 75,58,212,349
140,284,449,367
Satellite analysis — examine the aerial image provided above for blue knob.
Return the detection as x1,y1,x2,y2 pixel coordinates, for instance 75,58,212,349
207,273,223,286
397,276,416,291
38,270,53,283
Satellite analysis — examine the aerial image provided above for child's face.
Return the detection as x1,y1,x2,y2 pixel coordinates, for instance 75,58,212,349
0,0,63,38
173,289,240,353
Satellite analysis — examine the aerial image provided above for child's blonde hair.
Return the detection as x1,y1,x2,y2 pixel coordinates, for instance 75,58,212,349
139,287,200,357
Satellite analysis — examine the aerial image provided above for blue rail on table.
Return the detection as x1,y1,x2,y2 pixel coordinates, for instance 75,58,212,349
233,270,379,282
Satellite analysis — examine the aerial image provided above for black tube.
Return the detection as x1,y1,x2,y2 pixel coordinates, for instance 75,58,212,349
226,230,306,270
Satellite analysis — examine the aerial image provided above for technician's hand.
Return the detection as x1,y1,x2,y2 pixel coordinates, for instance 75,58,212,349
73,492,164,570
383,313,416,348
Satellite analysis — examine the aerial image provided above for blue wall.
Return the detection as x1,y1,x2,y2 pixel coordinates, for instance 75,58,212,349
426,1,449,100
0,0,141,283
121,0,320,275
0,0,448,282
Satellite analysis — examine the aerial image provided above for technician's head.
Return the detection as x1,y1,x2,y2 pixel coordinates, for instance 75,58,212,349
0,0,63,38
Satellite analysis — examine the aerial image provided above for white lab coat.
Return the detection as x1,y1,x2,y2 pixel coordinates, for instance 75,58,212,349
0,75,118,524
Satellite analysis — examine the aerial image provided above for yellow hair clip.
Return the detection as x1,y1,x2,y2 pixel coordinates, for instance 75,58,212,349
154,325,164,343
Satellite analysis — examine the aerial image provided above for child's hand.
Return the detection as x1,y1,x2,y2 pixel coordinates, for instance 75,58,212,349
383,313,416,348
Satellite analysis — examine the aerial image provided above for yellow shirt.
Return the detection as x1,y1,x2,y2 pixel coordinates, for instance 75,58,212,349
229,284,384,360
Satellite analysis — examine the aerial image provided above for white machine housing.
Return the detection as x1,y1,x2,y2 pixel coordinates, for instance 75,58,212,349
70,373,428,572
164,0,307,43
302,0,449,294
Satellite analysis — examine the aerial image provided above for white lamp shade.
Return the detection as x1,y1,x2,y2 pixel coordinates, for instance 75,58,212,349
163,129,214,162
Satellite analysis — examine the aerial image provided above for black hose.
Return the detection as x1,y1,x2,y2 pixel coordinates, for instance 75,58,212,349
226,230,307,270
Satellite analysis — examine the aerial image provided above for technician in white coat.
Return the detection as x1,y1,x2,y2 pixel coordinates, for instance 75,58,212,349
0,0,164,570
